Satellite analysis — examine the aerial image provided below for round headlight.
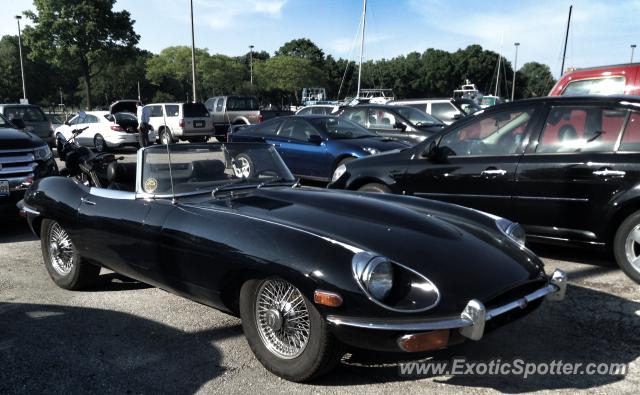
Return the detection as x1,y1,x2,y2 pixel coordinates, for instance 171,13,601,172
332,163,347,182
34,145,52,161
361,257,394,300
506,222,526,245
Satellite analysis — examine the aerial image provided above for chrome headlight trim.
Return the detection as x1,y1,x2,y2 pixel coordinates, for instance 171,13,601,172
497,218,526,246
331,163,347,182
361,256,394,300
352,251,441,312
34,144,52,161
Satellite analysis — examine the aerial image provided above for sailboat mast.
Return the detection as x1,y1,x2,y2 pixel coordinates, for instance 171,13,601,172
495,33,503,97
560,5,573,76
357,0,367,99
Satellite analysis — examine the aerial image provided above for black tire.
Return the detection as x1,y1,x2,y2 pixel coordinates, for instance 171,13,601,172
187,136,208,143
40,219,100,290
233,153,255,178
94,134,107,153
613,211,640,283
239,278,341,382
215,134,227,143
358,182,391,193
160,128,174,145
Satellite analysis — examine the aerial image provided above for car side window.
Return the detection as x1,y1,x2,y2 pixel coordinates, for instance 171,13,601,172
84,115,99,124
68,116,79,126
536,106,626,153
297,108,312,116
311,107,327,115
561,77,626,96
256,119,282,136
343,108,367,127
279,119,320,141
440,108,535,156
368,109,397,129
165,105,179,117
432,102,456,120
216,98,224,112
150,105,164,117
617,111,640,152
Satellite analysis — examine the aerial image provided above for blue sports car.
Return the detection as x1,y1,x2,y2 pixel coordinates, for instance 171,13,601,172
228,115,410,182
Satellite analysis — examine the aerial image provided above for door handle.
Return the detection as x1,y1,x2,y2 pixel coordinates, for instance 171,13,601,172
80,197,96,206
481,168,507,177
593,169,626,178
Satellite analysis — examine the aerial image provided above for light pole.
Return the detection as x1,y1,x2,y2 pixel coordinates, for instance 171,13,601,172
631,44,637,63
511,42,520,102
189,0,197,102
249,45,254,87
15,15,27,102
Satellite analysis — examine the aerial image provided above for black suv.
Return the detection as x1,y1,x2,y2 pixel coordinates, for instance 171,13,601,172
337,104,446,144
329,95,640,283
0,114,58,215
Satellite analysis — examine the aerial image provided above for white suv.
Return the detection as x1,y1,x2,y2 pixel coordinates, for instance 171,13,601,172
146,102,214,144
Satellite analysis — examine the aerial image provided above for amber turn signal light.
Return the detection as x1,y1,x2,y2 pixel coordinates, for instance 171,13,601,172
314,290,343,307
398,329,450,352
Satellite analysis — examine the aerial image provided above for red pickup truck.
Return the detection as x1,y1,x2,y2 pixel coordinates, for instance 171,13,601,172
549,63,640,96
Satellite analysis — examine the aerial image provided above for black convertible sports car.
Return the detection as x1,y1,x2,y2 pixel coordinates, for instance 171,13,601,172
18,143,567,382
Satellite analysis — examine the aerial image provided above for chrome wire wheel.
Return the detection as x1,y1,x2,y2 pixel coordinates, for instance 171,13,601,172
624,224,640,271
255,279,310,359
48,223,76,276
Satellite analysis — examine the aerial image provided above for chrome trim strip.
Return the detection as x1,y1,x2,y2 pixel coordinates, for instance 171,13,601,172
527,234,606,246
0,154,35,163
414,192,510,199
89,187,136,200
21,205,40,215
326,269,566,334
0,148,37,154
0,163,37,175
513,196,589,202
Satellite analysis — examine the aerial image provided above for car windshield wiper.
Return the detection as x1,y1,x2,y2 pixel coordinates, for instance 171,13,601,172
212,178,297,198
257,178,298,188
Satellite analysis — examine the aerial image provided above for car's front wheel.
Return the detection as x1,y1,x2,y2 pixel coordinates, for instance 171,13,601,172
614,211,640,283
41,219,100,290
239,278,341,382
160,129,173,145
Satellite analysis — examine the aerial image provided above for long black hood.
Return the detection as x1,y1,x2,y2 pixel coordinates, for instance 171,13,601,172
182,187,546,312
0,127,46,149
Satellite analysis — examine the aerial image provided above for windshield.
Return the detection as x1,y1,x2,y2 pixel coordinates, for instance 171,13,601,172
310,117,375,139
141,143,295,197
456,100,481,115
47,114,63,124
0,114,11,128
3,106,47,122
395,107,443,126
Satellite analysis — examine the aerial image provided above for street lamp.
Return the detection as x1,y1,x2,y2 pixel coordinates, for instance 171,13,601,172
189,0,197,102
249,45,254,87
631,44,637,63
511,42,520,102
15,15,27,103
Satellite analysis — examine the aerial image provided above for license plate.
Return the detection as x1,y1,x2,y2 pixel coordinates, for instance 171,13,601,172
0,180,9,197
194,120,204,128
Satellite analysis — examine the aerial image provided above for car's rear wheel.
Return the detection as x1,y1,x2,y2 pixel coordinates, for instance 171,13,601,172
232,153,254,178
160,129,173,145
614,211,640,283
41,219,100,290
358,182,391,193
94,134,107,153
239,278,341,382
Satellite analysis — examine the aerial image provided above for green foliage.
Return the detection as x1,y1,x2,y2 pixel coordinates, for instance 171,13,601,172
23,0,139,108
254,56,325,103
275,38,325,66
518,62,556,98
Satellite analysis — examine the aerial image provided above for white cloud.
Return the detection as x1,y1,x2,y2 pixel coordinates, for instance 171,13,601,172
194,0,287,29
329,32,392,56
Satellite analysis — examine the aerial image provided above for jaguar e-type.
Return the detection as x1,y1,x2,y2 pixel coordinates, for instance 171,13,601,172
18,143,566,382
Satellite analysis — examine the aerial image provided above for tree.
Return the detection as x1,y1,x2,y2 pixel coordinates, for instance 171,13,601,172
23,0,139,109
254,56,325,104
275,38,325,67
518,62,556,98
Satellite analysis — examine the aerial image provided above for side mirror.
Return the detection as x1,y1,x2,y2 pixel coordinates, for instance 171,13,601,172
394,121,407,131
11,118,26,129
64,121,70,126
307,134,323,144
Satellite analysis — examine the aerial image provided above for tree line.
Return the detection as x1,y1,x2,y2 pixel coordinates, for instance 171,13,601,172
0,0,556,111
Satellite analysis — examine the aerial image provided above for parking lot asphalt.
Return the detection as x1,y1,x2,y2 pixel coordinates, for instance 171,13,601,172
0,149,638,394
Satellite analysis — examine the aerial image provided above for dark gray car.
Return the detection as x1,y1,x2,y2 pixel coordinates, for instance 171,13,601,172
0,104,53,145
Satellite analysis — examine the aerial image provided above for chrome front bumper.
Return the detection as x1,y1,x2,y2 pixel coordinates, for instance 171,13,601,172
327,269,567,341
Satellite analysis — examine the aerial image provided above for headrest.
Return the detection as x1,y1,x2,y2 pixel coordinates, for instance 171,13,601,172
558,124,578,141
107,162,137,185
191,159,227,180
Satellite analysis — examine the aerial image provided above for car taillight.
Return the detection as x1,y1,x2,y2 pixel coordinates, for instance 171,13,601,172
258,114,263,123
179,119,185,128
110,125,124,131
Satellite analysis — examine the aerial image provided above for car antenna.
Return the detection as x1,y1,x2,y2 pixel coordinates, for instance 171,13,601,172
161,107,177,204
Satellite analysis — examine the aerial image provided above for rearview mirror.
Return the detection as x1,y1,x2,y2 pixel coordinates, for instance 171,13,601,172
307,135,323,144
394,121,407,131
11,118,25,129
452,113,464,120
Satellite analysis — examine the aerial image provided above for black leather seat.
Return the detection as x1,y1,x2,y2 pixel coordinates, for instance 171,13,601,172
190,160,229,181
107,162,137,191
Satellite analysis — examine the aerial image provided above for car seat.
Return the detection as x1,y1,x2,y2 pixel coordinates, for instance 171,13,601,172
190,160,229,181
107,162,137,192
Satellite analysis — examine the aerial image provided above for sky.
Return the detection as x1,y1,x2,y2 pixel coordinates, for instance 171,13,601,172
1,0,639,78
